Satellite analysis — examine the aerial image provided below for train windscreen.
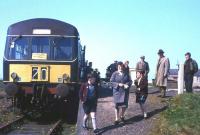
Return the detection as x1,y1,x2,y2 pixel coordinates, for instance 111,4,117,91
7,36,73,61
52,37,73,60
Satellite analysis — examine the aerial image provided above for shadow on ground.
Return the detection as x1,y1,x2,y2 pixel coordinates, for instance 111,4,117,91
97,105,167,135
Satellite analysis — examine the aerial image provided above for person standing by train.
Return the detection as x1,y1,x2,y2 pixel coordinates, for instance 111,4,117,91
136,56,150,79
106,61,118,81
134,70,148,118
110,62,132,124
124,60,130,75
92,68,101,87
109,61,118,74
79,74,99,133
155,49,170,98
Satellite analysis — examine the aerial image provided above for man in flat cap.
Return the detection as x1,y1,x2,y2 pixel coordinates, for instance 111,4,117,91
136,55,150,80
155,49,170,98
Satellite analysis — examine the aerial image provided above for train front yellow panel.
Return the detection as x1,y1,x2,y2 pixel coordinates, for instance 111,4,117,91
50,65,71,82
9,64,71,83
9,64,32,82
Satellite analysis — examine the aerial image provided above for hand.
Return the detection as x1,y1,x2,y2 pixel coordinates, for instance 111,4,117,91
124,84,129,89
134,80,138,85
164,74,168,78
118,83,124,87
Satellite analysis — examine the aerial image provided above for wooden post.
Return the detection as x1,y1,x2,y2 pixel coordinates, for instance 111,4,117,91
178,63,184,94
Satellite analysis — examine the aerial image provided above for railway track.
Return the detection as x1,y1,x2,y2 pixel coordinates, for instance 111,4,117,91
0,97,12,110
0,115,63,135
0,115,25,134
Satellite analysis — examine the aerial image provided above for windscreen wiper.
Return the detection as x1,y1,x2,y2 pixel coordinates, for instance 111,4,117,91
10,35,22,47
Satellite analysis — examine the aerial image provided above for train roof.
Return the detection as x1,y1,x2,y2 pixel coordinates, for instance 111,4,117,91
7,18,79,36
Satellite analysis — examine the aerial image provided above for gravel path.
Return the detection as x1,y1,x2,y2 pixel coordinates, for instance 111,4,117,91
0,89,21,128
77,86,177,135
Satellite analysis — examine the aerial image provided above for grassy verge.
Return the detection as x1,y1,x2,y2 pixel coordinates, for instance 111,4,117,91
150,93,200,135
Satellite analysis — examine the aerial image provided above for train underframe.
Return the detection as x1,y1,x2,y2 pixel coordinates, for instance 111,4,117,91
5,82,80,122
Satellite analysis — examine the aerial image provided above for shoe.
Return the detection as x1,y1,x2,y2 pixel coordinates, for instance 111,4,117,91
144,112,147,119
93,129,99,134
161,95,165,98
120,116,125,122
82,125,88,130
114,120,119,125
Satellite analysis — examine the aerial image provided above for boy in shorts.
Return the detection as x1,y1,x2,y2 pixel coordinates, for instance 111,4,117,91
79,74,99,133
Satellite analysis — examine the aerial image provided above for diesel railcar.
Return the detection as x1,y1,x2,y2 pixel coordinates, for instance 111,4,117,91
3,18,86,115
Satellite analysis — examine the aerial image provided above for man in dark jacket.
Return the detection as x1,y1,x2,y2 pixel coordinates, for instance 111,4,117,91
106,61,118,81
184,52,198,93
124,60,130,75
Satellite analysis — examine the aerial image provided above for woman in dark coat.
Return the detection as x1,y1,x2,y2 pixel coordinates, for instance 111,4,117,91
110,62,132,124
134,70,148,118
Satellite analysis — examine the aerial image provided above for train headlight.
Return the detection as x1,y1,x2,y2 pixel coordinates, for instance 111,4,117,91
56,84,70,98
11,72,18,80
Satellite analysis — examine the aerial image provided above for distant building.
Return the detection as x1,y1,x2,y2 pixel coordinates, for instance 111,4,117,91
168,69,178,81
129,68,136,83
168,69,200,87
194,70,200,87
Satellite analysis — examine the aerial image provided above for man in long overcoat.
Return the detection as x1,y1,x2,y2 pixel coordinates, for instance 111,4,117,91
155,49,170,97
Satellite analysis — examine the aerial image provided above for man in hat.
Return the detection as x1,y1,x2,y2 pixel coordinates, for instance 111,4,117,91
155,49,170,98
136,55,150,79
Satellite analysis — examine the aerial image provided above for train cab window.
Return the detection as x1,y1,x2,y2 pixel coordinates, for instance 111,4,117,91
31,37,50,59
52,38,72,60
9,37,29,60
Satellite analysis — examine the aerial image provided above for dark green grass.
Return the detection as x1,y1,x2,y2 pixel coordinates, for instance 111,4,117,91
151,93,200,135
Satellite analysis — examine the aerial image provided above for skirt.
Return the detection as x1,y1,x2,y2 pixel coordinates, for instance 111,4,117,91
115,90,129,109
136,92,147,104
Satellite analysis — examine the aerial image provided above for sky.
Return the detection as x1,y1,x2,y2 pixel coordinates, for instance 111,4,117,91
0,0,200,80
